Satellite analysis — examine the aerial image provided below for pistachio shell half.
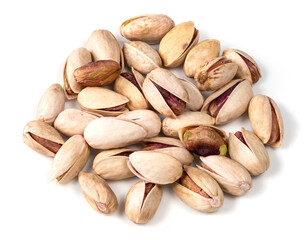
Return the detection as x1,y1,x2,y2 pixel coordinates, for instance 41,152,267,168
179,78,204,111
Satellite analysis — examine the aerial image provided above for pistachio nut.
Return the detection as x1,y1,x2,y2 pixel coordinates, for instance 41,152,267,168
228,127,270,176
194,56,238,91
51,135,90,184
36,84,65,125
179,78,204,111
184,39,220,78
120,14,175,44
159,21,199,68
93,148,135,180
74,60,121,87
77,87,129,116
142,137,194,165
198,155,252,196
123,41,162,75
201,79,253,125
143,68,189,118
248,95,283,147
63,48,92,99
127,151,183,185
84,117,147,149
125,181,162,224
178,125,227,157
23,120,64,157
116,109,161,138
79,172,118,214
114,68,149,110
223,49,261,84
162,111,215,138
86,29,124,69
54,108,99,137
172,166,224,213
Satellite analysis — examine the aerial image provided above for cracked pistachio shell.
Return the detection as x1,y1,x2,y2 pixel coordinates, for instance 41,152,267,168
84,117,147,149
201,79,253,125
51,135,90,184
63,48,92,99
223,49,261,84
198,155,252,196
229,128,270,176
93,148,135,180
120,14,175,44
143,68,189,118
162,111,215,138
179,78,204,111
54,108,99,137
86,29,124,69
184,39,220,78
128,151,183,185
159,21,199,68
173,166,224,212
123,41,162,75
36,84,65,125
77,87,129,116
116,110,161,138
125,181,162,224
248,95,284,147
79,172,118,214
194,56,238,91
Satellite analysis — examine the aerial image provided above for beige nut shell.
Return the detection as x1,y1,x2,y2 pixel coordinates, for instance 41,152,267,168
179,78,204,111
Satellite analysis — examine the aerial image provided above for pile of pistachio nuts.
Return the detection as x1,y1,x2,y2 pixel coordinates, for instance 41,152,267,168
23,14,284,224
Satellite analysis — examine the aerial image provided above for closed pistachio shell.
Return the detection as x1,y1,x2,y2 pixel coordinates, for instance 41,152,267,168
128,151,183,184
84,117,147,149
125,181,162,224
120,14,175,44
179,78,204,111
198,155,252,195
36,84,65,125
184,39,220,78
79,172,118,214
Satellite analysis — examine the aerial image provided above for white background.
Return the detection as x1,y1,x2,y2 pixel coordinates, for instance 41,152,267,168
1,0,304,239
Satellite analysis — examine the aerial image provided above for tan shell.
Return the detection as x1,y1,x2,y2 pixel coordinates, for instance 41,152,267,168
77,87,129,116
54,108,99,137
50,135,90,184
120,14,175,44
159,21,199,68
23,120,64,157
228,128,270,176
179,78,204,111
93,148,135,180
198,155,252,196
123,41,162,74
63,48,92,99
128,151,182,185
172,166,224,213
125,181,162,224
162,111,215,138
84,117,147,149
201,79,253,125
36,84,65,125
248,95,284,147
142,137,194,165
143,68,189,118
116,109,161,138
184,39,220,78
79,172,118,214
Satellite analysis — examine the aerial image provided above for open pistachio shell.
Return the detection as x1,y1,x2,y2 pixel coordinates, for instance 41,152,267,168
179,78,204,111
93,148,135,180
128,151,183,185
184,39,220,78
201,79,253,125
248,95,283,147
159,21,199,68
198,155,252,196
84,117,147,149
125,181,162,224
229,128,270,176
77,87,129,116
